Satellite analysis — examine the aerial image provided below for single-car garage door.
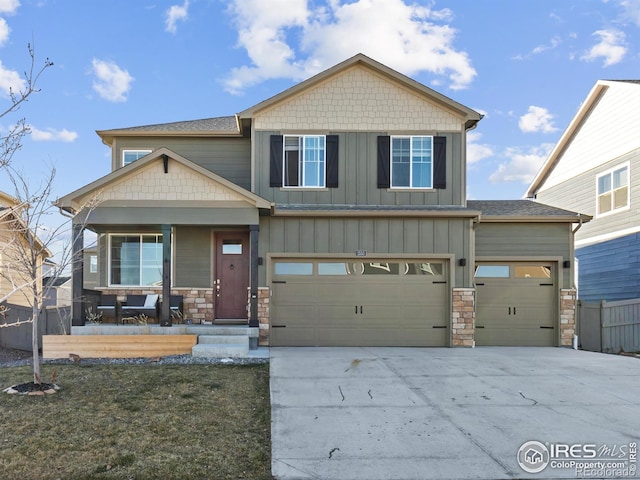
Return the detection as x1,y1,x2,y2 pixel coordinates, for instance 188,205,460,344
474,262,557,346
270,259,449,346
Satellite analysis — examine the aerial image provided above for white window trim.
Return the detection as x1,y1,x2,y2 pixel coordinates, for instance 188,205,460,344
595,162,630,218
390,135,434,189
122,149,152,167
107,233,173,287
282,134,327,189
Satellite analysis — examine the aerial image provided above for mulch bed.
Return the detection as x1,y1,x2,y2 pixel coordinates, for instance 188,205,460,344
3,382,60,395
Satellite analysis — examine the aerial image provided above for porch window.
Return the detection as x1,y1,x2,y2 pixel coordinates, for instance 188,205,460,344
109,234,163,286
123,149,152,166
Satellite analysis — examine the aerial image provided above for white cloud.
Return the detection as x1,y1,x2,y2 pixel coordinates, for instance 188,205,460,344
467,131,493,165
91,58,134,102
224,0,476,94
165,0,189,34
519,106,558,134
0,0,19,15
610,0,640,25
580,29,627,66
0,17,9,46
0,59,25,96
489,144,555,184
29,126,78,142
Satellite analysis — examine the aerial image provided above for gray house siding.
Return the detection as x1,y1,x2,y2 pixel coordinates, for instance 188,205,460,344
111,137,251,190
258,216,472,287
534,149,640,244
475,222,573,287
253,131,464,206
174,226,211,288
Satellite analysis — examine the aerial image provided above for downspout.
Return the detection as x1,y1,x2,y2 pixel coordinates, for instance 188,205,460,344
571,215,584,349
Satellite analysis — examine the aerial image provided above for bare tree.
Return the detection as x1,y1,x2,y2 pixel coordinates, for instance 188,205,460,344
0,43,53,169
0,166,98,385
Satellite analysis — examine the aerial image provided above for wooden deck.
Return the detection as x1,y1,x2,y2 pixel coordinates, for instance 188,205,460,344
42,335,198,359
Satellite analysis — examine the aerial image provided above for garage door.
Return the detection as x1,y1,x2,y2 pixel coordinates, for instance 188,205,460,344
270,259,449,346
474,262,556,346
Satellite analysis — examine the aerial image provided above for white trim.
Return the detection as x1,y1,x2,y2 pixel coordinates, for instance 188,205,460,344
575,225,640,248
390,135,434,189
122,149,152,167
595,161,630,218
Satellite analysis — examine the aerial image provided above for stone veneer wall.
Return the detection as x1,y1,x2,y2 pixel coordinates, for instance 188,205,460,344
560,288,577,347
257,287,270,346
452,288,475,347
97,287,214,323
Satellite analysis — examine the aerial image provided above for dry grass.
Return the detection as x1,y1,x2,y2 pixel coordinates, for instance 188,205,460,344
0,363,272,479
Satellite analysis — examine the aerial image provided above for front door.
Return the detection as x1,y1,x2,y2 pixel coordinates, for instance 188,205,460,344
215,232,250,320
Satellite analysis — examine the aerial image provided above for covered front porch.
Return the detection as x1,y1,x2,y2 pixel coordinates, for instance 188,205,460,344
56,148,272,352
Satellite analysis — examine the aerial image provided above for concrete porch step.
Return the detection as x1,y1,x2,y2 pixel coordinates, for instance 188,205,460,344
198,334,249,345
192,343,249,358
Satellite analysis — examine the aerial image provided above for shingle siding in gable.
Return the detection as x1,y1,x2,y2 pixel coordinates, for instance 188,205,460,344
254,66,463,132
576,232,640,302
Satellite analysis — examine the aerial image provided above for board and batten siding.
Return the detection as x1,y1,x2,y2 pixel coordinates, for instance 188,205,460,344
538,82,640,191
474,222,573,288
111,137,251,190
534,149,640,245
253,131,464,206
259,216,472,287
174,226,211,288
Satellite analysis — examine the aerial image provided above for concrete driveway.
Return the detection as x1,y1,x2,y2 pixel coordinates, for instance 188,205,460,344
270,347,640,480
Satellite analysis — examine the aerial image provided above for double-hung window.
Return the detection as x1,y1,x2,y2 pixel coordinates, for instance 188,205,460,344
109,234,163,286
597,164,629,216
391,136,433,188
283,135,326,188
123,149,152,166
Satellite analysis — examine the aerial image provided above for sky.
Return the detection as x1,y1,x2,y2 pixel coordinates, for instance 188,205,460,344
1,0,640,208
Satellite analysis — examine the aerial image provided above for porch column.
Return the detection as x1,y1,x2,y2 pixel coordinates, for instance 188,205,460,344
249,225,259,328
160,224,172,326
71,223,84,326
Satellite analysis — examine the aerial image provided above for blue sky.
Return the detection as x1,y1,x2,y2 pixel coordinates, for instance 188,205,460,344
1,0,640,205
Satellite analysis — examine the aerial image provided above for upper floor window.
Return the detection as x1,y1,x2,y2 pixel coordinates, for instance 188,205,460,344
391,136,433,188
270,135,339,189
283,135,326,188
597,164,629,216
89,255,98,273
123,149,152,166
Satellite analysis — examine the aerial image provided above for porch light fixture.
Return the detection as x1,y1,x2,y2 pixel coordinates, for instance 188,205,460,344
459,258,467,267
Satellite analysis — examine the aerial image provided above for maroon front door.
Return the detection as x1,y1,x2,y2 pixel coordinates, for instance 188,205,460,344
215,232,250,320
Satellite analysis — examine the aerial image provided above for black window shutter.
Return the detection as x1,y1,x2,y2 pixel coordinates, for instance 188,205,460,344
433,136,446,189
377,135,391,188
326,135,339,188
270,135,283,187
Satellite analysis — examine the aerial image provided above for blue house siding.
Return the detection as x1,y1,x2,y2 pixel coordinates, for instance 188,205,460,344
576,232,640,302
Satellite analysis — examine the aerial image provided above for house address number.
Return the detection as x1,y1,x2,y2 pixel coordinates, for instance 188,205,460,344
355,250,367,257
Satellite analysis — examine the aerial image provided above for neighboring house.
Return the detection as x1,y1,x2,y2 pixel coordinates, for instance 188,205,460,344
526,80,638,302
0,190,51,308
42,276,72,307
57,54,588,347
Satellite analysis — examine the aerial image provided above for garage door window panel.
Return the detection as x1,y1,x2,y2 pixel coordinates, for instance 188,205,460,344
405,262,444,276
317,262,355,275
475,265,510,278
274,262,313,275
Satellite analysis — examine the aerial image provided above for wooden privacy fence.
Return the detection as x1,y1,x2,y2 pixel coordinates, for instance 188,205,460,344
578,298,640,353
0,303,71,351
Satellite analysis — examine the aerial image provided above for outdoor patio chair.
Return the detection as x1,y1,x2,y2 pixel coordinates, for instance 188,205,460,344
169,295,184,320
120,294,159,322
95,294,118,323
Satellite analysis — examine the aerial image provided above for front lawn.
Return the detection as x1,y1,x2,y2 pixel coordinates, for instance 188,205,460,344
0,363,272,479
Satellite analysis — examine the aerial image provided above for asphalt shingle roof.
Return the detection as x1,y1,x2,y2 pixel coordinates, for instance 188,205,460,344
468,200,584,218
103,116,239,134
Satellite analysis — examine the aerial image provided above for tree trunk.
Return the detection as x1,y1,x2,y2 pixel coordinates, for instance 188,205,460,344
32,302,40,384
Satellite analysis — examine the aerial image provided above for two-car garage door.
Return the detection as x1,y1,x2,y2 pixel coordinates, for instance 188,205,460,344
270,258,449,347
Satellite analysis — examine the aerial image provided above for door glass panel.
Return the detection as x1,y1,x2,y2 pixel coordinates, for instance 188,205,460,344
222,240,242,255
317,263,353,275
362,262,399,275
405,262,443,275
514,265,552,279
274,262,313,275
475,265,510,278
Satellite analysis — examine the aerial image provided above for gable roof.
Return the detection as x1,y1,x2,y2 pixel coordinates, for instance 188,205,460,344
468,200,591,223
526,80,640,198
56,147,271,213
97,116,241,146
238,53,483,130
